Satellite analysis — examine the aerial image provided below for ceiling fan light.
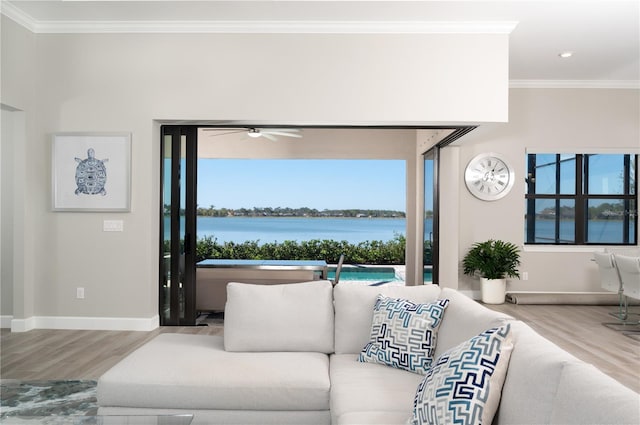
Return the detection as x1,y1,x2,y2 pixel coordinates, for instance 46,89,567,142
247,129,261,138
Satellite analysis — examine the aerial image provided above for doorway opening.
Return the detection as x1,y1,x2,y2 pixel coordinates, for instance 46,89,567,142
160,125,473,325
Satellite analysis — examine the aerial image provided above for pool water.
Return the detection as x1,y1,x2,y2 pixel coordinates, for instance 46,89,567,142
328,266,398,281
327,266,433,283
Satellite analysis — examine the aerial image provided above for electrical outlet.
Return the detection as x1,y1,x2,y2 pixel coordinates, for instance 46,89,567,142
521,272,529,281
103,220,124,232
76,287,85,299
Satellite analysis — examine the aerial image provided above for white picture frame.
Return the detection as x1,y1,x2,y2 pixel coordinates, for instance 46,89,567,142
52,133,131,212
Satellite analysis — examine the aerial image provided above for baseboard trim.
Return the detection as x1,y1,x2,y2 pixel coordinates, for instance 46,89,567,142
1,315,15,329
9,315,159,332
505,291,633,305
10,316,36,332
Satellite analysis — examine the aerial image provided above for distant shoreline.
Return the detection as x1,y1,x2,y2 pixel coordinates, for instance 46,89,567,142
195,215,406,219
190,206,407,219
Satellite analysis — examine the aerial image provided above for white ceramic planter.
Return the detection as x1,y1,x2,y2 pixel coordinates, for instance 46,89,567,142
481,278,506,304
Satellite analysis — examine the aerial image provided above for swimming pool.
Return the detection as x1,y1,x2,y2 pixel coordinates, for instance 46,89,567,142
328,266,398,282
327,266,433,284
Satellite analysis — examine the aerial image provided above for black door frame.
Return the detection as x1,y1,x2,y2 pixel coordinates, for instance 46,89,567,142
422,127,477,285
160,125,198,326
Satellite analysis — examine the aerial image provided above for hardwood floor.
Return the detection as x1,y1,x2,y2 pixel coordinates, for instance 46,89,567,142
1,305,638,394
0,325,222,381
485,303,640,393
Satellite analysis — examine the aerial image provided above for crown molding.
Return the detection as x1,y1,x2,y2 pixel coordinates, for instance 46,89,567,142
0,3,517,35
1,1,37,32
510,80,640,89
40,20,519,35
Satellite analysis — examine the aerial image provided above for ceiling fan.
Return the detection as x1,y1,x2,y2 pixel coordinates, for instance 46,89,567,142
202,127,302,141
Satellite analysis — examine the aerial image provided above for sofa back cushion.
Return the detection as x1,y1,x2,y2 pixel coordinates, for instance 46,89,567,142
224,280,335,353
435,288,514,358
333,284,442,354
549,361,640,424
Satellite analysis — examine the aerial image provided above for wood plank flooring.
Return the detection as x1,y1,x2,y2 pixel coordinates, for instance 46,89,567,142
485,303,640,393
1,305,638,394
0,325,222,381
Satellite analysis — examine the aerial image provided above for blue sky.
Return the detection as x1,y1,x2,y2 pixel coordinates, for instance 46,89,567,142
196,159,406,211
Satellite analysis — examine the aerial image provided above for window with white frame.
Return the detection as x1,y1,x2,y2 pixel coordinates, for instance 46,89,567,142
525,153,637,245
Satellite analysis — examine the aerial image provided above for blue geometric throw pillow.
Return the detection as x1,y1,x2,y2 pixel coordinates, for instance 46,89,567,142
411,324,513,425
358,295,450,374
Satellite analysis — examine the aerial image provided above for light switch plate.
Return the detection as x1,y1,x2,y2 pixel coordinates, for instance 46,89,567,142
103,220,124,232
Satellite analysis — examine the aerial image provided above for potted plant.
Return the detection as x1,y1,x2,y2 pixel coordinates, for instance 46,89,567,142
462,239,521,304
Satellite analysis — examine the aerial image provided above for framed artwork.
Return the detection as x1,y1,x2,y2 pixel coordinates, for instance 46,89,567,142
52,133,131,212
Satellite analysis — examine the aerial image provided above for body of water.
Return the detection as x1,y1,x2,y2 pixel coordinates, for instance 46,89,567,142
193,216,410,244
165,216,634,245
527,219,636,244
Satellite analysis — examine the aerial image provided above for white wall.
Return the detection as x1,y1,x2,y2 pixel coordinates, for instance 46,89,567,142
447,88,640,296
1,108,15,319
1,17,510,329
1,17,36,329
3,15,638,329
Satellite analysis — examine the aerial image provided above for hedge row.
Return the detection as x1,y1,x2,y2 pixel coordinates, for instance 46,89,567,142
195,234,412,265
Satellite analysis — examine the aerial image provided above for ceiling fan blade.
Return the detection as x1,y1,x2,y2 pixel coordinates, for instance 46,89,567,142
264,130,302,138
261,133,278,142
200,127,302,141
201,129,246,137
265,128,300,133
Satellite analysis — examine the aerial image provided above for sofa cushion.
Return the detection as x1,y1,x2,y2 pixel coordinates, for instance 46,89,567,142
330,354,423,424
435,288,513,358
98,334,330,411
335,411,412,425
495,321,575,424
549,361,640,425
224,280,334,352
334,284,442,354
98,407,331,425
411,324,513,425
358,296,449,374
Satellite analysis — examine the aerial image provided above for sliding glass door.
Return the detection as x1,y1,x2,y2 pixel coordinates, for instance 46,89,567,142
424,147,439,284
160,126,197,325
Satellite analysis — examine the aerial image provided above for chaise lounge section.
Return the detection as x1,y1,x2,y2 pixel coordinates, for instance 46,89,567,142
97,280,640,424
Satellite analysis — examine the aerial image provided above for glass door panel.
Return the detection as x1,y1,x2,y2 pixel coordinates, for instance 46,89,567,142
423,148,439,284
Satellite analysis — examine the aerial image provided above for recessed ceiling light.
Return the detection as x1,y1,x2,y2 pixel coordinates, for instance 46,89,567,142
558,51,574,58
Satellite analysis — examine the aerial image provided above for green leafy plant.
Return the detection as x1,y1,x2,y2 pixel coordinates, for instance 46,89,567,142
193,233,406,265
462,239,521,280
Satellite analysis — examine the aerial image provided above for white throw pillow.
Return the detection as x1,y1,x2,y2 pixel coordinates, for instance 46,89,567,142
224,280,334,353
358,295,450,374
411,324,513,425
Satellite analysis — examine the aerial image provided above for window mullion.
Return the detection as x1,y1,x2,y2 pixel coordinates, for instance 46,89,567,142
623,155,630,244
526,155,537,243
555,155,561,243
575,155,585,244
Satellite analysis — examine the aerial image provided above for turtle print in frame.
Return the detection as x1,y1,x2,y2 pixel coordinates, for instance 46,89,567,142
74,148,109,196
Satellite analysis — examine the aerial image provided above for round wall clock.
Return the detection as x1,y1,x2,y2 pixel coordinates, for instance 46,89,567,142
464,153,515,201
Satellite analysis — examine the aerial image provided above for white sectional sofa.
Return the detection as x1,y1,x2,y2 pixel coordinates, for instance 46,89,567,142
97,280,640,424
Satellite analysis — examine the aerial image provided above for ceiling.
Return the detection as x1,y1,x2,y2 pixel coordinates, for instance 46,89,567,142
2,1,639,86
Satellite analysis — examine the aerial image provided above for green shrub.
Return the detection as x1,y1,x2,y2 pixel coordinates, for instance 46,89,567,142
194,234,406,265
